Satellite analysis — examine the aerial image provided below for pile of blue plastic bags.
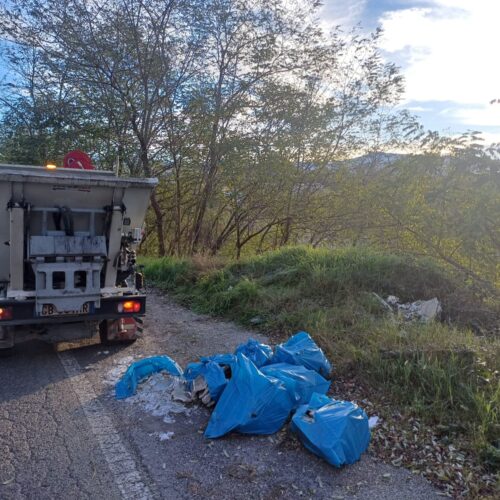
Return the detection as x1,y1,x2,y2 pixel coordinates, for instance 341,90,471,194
115,331,371,468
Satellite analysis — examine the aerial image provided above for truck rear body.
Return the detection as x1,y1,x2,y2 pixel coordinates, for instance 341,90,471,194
0,163,157,347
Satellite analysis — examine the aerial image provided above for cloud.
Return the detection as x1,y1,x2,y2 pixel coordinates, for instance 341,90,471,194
475,131,500,145
378,1,500,108
317,1,500,133
451,104,500,128
406,105,432,112
319,0,368,29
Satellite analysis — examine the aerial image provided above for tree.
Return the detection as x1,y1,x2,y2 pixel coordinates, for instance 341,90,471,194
1,0,199,255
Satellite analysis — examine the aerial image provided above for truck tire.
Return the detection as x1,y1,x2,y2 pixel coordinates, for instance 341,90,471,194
0,326,14,355
99,320,137,346
0,346,15,357
0,326,15,358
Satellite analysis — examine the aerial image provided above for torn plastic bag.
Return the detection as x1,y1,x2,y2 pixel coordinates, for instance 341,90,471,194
205,353,294,438
260,363,330,408
291,392,370,467
185,353,236,401
271,331,332,377
200,353,236,366
234,338,273,368
184,359,230,402
115,355,183,400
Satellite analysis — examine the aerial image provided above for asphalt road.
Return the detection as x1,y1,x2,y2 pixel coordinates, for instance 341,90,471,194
0,290,442,499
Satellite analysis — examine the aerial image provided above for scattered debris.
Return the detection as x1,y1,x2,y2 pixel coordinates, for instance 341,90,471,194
192,376,208,394
115,355,183,399
379,295,442,322
124,372,191,424
372,293,394,314
416,298,442,322
184,357,232,403
159,432,174,441
368,416,379,429
104,355,134,386
249,316,264,325
386,295,399,306
114,332,366,469
171,377,194,403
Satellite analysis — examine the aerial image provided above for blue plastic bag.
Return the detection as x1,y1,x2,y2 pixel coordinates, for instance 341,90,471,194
205,353,294,438
115,355,183,400
291,393,370,467
234,338,273,368
184,358,232,402
260,363,330,408
271,332,332,377
200,353,236,367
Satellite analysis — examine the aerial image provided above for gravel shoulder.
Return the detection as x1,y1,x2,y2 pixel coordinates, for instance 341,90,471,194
0,289,442,499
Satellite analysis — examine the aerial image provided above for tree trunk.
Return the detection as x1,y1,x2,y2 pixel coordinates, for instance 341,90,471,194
174,160,182,256
150,191,166,256
139,144,166,257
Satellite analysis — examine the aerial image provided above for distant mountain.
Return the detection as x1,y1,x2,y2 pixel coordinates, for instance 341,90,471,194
348,152,405,169
327,152,406,173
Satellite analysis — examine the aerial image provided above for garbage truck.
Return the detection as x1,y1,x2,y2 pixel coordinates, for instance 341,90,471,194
0,158,157,350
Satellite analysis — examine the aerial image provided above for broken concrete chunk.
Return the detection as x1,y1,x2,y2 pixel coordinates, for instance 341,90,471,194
171,378,194,403
199,387,210,399
249,316,264,325
201,392,213,406
386,295,400,306
192,375,208,394
384,295,442,322
372,293,394,313
417,297,442,321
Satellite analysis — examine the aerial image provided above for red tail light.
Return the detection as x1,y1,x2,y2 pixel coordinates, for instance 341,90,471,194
117,300,141,313
0,307,13,320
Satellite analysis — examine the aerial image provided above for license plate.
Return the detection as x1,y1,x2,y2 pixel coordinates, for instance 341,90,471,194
41,303,89,316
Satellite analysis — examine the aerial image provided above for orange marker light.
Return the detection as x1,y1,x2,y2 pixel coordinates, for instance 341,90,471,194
46,163,57,170
117,300,141,313
0,307,13,320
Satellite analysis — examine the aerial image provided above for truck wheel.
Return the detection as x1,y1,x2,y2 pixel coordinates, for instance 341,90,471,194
0,346,15,357
0,326,14,355
99,320,137,346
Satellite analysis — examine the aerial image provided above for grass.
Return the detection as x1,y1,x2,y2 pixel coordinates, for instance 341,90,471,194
141,246,500,468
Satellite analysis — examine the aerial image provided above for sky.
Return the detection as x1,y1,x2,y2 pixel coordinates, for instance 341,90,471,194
319,0,500,143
